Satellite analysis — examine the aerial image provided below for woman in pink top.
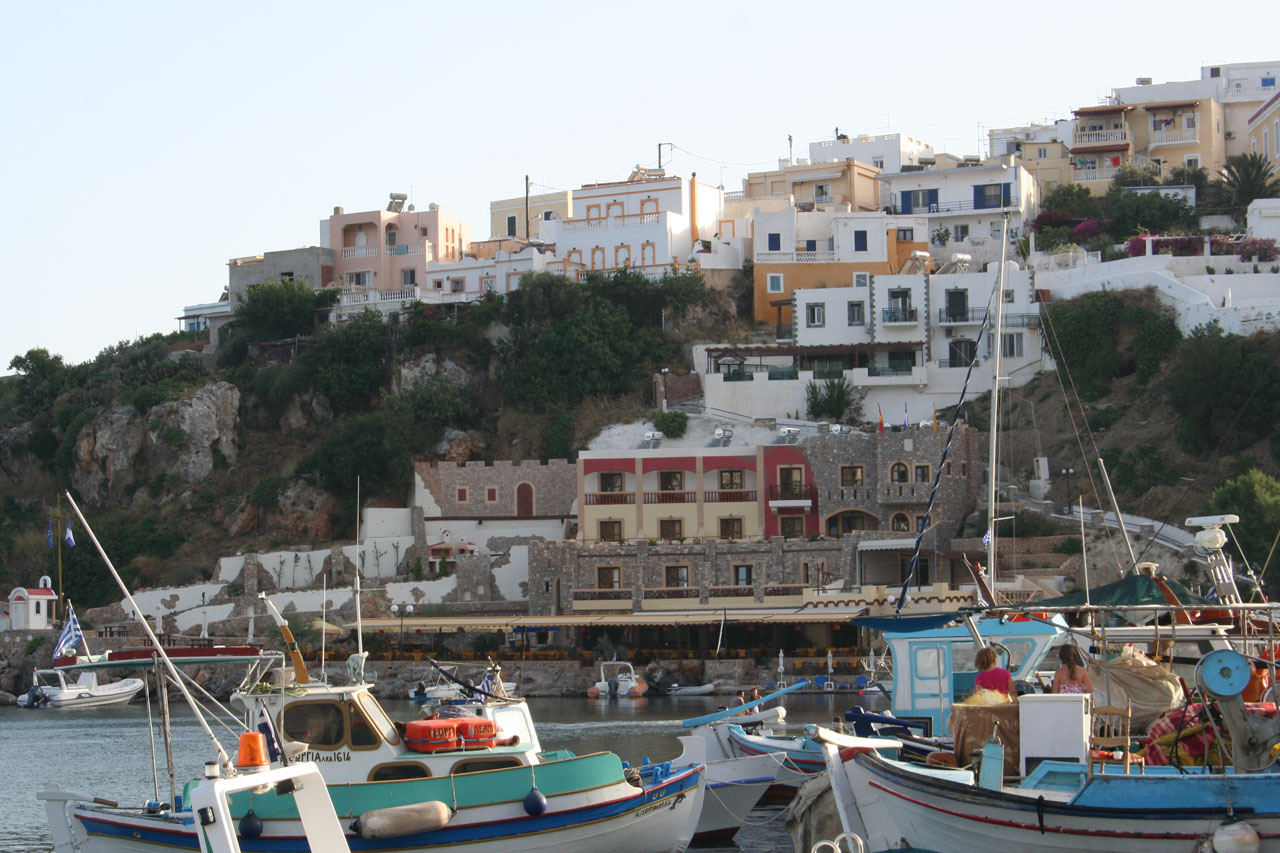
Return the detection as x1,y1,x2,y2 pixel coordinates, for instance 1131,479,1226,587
974,646,1015,699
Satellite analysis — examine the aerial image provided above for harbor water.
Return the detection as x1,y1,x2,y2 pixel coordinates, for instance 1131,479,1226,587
0,691,858,852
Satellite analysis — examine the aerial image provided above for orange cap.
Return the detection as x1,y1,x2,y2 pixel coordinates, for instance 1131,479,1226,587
236,732,269,771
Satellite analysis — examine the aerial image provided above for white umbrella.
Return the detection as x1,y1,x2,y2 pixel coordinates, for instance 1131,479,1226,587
154,604,163,634
827,649,834,677
777,649,785,675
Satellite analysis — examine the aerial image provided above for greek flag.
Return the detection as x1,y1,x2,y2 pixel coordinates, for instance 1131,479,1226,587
256,707,282,762
1205,586,1219,603
54,604,84,658
47,522,53,549
64,522,75,549
982,530,991,547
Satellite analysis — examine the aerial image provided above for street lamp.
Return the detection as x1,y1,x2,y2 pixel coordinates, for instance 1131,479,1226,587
391,604,414,659
1061,468,1075,511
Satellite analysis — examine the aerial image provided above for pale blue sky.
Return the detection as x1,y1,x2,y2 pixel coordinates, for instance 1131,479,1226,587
2,1,1273,365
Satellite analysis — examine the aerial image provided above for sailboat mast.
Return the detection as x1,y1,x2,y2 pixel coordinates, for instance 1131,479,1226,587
986,209,1011,595
355,477,363,657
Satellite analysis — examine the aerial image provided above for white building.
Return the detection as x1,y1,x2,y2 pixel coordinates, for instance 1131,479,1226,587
698,267,1046,421
422,245,555,303
808,132,935,173
878,158,1038,268
8,582,57,631
538,168,725,280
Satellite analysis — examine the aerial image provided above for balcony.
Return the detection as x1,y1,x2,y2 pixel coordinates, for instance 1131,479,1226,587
1073,129,1129,146
643,491,696,504
585,492,635,505
997,313,1041,328
721,370,753,382
754,250,837,264
881,483,931,504
868,363,917,377
938,308,986,325
704,490,757,503
1149,128,1198,146
387,242,426,256
937,357,978,368
882,307,918,324
767,366,799,381
341,246,378,259
768,483,815,510
571,588,635,612
709,585,754,598
1074,167,1117,183
643,586,701,600
561,212,660,233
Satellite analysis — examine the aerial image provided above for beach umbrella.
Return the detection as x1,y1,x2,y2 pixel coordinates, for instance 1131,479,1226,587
827,649,834,676
778,649,785,675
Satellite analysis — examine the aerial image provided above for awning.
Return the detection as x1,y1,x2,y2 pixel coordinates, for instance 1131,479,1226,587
1069,143,1130,153
353,606,868,632
787,169,844,183
1143,100,1201,111
858,538,919,552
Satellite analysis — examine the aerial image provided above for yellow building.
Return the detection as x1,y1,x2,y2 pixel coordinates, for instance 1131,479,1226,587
742,158,881,211
1247,91,1280,161
490,189,572,240
1071,99,1226,194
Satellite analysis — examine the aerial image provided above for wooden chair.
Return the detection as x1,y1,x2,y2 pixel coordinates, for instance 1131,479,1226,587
1091,698,1145,774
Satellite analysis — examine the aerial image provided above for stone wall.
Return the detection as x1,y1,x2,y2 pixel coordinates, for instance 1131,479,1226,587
416,459,576,518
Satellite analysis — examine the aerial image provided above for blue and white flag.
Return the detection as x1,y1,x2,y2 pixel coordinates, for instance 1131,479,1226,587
64,522,75,549
1205,586,1219,603
256,707,282,762
47,522,53,549
54,603,84,659
982,530,991,547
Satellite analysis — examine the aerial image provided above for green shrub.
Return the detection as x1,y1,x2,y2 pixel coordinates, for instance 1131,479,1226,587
249,476,283,510
161,426,186,448
653,410,688,438
1054,537,1083,554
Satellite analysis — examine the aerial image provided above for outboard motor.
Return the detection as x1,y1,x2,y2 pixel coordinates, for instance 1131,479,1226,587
607,677,619,698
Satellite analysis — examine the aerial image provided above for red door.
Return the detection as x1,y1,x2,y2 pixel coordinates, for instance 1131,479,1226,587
517,483,534,517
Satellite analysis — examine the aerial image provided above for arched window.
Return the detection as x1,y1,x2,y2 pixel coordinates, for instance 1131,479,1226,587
827,510,879,535
891,513,911,532
890,463,908,483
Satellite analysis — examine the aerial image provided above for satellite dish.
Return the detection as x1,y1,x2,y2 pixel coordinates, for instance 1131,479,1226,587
644,431,655,441
714,427,724,439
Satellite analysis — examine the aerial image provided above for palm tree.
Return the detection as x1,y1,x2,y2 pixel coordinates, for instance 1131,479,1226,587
1216,153,1280,221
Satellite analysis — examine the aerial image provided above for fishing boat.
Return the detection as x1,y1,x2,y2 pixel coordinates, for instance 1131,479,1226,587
587,660,648,698
409,663,517,703
19,667,144,709
40,496,705,853
666,682,717,697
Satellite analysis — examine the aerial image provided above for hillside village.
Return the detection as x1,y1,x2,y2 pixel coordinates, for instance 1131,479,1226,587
5,59,1280,692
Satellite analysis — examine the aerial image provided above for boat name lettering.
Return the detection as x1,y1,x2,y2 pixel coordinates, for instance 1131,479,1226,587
299,751,352,763
635,798,669,818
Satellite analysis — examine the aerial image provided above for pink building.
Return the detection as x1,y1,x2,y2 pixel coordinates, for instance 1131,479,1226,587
320,195,471,293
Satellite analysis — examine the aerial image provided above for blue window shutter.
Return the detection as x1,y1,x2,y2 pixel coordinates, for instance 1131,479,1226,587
928,189,939,211
973,185,985,209
768,233,780,251
854,230,867,252
806,240,817,252
1002,183,1011,206
900,191,912,214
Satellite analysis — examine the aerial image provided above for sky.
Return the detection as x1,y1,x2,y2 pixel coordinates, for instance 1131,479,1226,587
2,1,1275,367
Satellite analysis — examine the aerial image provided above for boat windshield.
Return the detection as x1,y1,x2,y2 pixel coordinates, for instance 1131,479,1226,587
358,692,400,746
36,671,64,688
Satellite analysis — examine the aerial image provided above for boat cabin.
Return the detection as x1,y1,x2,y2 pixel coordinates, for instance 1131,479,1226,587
884,617,1061,733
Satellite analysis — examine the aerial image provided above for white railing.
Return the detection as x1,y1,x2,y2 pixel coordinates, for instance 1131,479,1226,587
387,243,425,256
560,212,660,232
1031,250,1102,273
341,246,378,259
1222,85,1276,103
754,251,836,263
376,288,417,302
1149,128,1198,145
724,190,744,200
1073,167,1117,183
574,263,692,282
1073,129,1128,145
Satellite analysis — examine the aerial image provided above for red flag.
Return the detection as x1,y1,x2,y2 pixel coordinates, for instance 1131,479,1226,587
877,404,884,434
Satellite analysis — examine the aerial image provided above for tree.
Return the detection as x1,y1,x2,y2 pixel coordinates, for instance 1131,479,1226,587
6,348,67,417
232,278,339,342
1163,166,1210,203
1205,469,1280,599
303,310,391,413
804,377,866,422
1216,153,1280,221
1109,163,1162,190
1040,184,1104,220
1103,190,1196,241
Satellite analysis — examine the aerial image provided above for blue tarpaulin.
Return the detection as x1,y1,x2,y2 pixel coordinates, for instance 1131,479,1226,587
851,612,960,633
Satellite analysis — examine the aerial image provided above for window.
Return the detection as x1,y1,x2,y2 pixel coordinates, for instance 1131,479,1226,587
872,157,884,169
980,184,1004,207
420,227,429,238
659,471,684,491
598,520,622,542
543,210,553,220
506,215,517,237
914,465,930,483
780,516,806,538
457,488,468,502
279,271,294,282
597,566,621,589
386,230,397,247
719,517,743,540
734,564,753,586
402,268,416,286
433,278,444,290
890,462,908,483
347,271,371,287
1265,77,1277,88
767,233,781,251
891,513,911,532
916,515,929,532
349,701,379,747
586,204,601,219
1185,114,1197,130
1001,332,1024,358
660,519,684,540
482,276,496,293
1004,289,1015,303
908,189,931,211
854,230,868,252
767,273,783,293
1186,155,1201,170
665,565,689,586
283,702,346,749
815,182,832,201
719,469,744,490
848,301,865,325
1037,146,1048,159
854,272,870,288
805,239,817,252
599,472,623,492
451,278,465,293
953,223,969,242
896,228,914,241
806,304,825,327
486,487,497,502
841,465,864,486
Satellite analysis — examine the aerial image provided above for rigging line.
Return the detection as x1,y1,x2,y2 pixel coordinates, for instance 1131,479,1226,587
670,145,775,168
1038,305,1129,574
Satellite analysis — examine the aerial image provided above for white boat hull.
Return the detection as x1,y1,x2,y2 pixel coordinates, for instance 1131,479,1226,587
19,678,144,709
695,751,779,840
843,750,1280,853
